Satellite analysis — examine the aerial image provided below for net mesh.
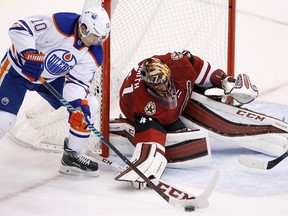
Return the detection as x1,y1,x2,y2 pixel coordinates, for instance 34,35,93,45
11,0,232,154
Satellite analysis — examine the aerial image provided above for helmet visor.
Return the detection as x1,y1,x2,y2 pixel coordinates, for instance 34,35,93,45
146,79,178,109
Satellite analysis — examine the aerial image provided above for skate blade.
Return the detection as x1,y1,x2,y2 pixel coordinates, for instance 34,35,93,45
59,165,100,177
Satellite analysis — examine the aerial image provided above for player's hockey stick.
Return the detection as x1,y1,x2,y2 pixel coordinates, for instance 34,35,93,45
238,151,288,170
88,153,219,208
38,76,218,209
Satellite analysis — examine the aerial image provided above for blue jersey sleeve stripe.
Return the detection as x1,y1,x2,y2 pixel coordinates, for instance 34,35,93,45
18,20,34,36
9,20,34,37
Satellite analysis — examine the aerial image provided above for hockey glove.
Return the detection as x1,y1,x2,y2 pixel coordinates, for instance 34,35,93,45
205,74,258,104
22,49,45,82
68,99,91,131
221,74,258,104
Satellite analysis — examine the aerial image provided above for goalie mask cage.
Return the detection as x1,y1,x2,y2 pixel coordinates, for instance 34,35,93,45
10,0,236,157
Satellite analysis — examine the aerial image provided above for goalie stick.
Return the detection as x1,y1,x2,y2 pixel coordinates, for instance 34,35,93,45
38,76,219,209
238,151,288,170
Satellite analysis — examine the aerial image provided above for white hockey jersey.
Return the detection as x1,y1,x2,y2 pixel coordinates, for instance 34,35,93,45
7,12,103,92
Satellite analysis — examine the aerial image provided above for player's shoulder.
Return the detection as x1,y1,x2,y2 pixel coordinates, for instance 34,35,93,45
53,12,80,36
153,51,190,64
88,44,104,66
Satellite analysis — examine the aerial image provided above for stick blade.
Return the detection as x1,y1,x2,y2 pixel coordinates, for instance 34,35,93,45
238,155,268,169
163,170,219,209
200,169,220,199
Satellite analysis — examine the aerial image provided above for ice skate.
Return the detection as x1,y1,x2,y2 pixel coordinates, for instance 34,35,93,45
59,138,99,177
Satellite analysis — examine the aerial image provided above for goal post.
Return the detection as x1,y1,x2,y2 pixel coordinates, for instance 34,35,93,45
100,0,236,157
10,0,236,157
228,0,236,75
101,0,111,157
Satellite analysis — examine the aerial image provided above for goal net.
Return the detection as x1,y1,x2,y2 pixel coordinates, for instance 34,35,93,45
10,0,236,157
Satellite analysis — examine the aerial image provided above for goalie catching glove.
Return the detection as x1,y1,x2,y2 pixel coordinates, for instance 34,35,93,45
205,74,258,104
115,142,167,190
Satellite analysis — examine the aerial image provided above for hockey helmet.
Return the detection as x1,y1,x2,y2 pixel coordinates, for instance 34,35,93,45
79,7,111,44
139,58,177,109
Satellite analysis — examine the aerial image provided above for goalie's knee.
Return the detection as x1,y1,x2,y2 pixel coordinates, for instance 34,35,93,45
0,110,16,139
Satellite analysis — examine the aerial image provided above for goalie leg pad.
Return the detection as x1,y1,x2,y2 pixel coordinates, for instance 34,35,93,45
165,128,212,168
115,142,167,189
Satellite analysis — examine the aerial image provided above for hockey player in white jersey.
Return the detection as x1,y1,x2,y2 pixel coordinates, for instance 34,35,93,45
0,7,111,177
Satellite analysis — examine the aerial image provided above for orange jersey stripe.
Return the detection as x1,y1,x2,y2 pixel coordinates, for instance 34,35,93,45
0,58,10,79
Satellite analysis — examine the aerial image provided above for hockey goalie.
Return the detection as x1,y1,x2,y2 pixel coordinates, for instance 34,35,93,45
113,50,287,189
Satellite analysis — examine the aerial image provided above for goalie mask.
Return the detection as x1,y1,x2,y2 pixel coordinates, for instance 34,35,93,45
79,7,111,45
139,58,177,109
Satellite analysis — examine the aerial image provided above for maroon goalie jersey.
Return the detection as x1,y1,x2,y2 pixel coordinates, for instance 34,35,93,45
119,51,216,147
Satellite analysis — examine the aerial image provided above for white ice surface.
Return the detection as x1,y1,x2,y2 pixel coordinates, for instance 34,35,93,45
1,1,288,216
